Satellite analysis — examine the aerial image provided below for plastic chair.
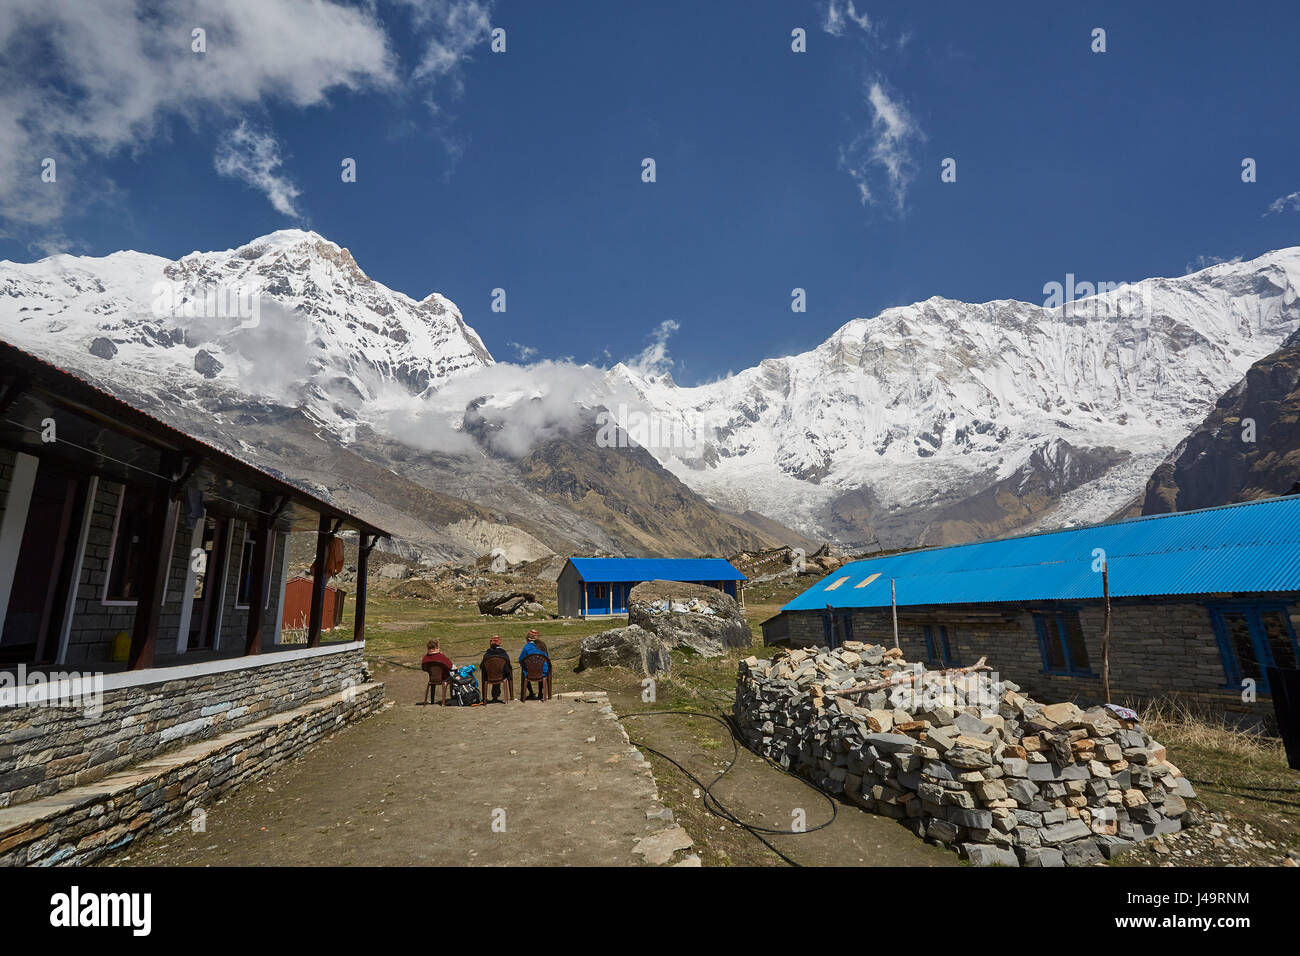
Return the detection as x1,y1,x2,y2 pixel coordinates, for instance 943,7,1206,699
520,653,551,701
423,661,451,705
481,655,513,702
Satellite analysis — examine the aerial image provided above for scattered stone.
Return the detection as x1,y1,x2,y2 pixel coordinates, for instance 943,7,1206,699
632,826,694,865
477,590,537,616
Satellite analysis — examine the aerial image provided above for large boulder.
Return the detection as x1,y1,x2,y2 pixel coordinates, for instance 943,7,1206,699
628,580,751,656
578,625,672,676
477,589,537,616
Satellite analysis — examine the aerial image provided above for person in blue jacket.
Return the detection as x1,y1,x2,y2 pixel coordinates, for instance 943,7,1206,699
518,629,550,700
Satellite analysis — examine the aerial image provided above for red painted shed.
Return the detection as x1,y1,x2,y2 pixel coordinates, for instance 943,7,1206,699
282,576,347,634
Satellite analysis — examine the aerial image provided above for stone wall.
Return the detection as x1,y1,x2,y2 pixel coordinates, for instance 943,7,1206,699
767,600,1282,724
0,680,385,866
0,644,367,809
734,642,1198,867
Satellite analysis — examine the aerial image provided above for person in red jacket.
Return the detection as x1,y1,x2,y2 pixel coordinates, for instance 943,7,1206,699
421,640,454,703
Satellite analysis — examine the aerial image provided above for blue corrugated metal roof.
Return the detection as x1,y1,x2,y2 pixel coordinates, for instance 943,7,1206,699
781,495,1300,612
568,558,746,582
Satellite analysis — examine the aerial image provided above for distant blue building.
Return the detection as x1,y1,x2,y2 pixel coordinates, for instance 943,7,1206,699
557,558,746,617
763,495,1300,723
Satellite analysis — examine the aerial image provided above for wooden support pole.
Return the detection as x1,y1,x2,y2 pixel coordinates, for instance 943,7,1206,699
1101,560,1112,704
243,494,275,656
354,533,378,643
891,578,900,650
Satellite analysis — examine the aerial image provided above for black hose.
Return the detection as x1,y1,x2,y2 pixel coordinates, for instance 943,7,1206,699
617,708,837,867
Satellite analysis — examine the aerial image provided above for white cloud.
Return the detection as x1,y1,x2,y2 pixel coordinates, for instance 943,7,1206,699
822,0,873,37
627,320,680,378
399,0,495,84
820,5,924,215
214,123,302,219
839,80,924,214
1265,190,1300,216
0,0,498,240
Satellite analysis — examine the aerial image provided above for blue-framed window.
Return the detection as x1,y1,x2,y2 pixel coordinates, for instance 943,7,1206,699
822,612,853,649
922,625,959,667
1209,604,1300,694
1034,610,1092,676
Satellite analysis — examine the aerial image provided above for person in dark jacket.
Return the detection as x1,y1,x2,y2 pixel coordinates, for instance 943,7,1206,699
480,635,513,702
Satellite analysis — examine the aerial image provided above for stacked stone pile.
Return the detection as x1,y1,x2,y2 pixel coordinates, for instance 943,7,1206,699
734,641,1199,867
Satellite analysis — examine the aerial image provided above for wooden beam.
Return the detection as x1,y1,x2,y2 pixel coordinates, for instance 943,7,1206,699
307,514,333,648
128,457,182,670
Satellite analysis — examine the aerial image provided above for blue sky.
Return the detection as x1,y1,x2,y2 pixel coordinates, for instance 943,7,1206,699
2,0,1299,383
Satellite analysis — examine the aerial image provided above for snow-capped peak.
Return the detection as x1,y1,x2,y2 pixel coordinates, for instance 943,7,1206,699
0,229,494,434
608,247,1300,542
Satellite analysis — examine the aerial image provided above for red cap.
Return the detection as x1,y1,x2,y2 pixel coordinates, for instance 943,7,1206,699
527,629,540,638
490,635,502,646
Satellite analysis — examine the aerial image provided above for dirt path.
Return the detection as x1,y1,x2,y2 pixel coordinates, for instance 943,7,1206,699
102,651,958,868
104,663,688,867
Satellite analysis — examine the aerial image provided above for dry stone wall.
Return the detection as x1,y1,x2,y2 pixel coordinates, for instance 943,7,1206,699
734,641,1199,866
0,646,367,809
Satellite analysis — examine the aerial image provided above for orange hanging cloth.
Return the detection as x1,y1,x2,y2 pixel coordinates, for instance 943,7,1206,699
312,536,346,581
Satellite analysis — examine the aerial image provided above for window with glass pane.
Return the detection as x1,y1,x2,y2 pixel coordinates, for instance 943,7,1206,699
1223,612,1260,681
1062,611,1090,670
939,626,959,666
105,485,156,602
1260,611,1298,670
1038,614,1066,670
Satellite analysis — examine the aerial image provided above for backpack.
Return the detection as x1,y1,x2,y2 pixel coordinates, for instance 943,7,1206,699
447,666,482,707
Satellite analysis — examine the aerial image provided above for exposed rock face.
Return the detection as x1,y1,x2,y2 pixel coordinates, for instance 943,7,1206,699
920,440,1129,545
1140,325,1300,514
194,348,223,379
516,418,799,558
627,579,751,656
477,589,538,616
88,336,117,360
378,563,410,580
577,624,672,676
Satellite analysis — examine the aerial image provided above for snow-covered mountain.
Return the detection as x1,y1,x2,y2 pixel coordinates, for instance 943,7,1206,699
0,230,805,560
611,249,1300,545
4,230,1300,555
0,229,493,436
